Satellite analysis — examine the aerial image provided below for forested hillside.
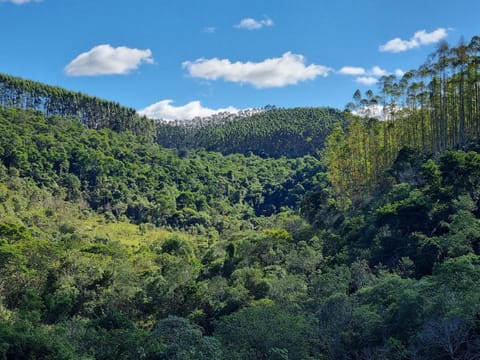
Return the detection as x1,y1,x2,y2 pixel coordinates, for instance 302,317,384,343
156,107,348,158
2,105,480,359
0,73,155,138
327,36,480,200
1,36,480,359
0,107,324,230
0,74,348,159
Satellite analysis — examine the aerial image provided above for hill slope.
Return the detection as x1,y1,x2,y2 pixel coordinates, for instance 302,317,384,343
3,39,480,360
0,73,155,138
1,73,348,158
155,107,349,157
0,106,324,231
2,105,480,359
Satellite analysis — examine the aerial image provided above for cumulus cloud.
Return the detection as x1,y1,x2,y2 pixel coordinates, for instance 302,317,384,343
0,0,42,4
339,65,404,85
338,66,366,76
356,76,378,85
370,66,388,77
235,17,274,30
379,28,448,53
65,44,154,76
139,100,239,121
183,52,332,88
339,66,388,77
353,104,403,120
353,104,382,117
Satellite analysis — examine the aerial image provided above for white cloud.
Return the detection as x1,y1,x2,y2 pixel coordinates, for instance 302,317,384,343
65,44,154,76
339,65,404,84
183,52,332,88
339,66,388,77
370,66,388,77
139,100,239,121
353,104,383,118
353,104,403,120
338,66,366,75
355,76,378,85
379,28,448,53
414,29,448,44
235,17,274,30
0,0,42,4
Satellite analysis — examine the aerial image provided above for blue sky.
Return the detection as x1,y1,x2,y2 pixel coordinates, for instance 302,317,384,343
1,0,479,120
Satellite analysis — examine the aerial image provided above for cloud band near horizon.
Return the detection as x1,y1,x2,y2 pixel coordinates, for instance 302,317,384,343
139,100,238,121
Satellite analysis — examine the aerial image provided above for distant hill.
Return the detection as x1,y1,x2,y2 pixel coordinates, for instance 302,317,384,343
0,73,348,158
155,107,349,158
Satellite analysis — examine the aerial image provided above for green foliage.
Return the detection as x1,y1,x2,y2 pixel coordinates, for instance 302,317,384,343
2,40,480,359
325,36,480,201
156,107,347,158
0,107,324,231
0,73,155,139
215,302,312,359
152,316,222,359
0,319,76,359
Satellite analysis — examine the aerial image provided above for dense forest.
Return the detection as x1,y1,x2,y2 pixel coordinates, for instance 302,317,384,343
328,36,480,200
155,107,348,158
0,73,155,138
0,73,348,159
1,36,480,359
